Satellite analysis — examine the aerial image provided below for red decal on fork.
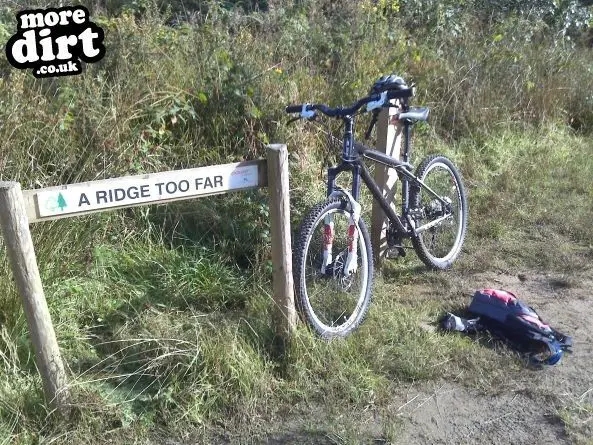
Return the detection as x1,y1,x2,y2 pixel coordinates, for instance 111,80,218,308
324,224,334,246
347,224,356,251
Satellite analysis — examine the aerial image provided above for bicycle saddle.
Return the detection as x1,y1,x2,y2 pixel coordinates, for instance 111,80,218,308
371,74,408,93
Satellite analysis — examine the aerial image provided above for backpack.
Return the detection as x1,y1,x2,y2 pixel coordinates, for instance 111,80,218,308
442,289,572,366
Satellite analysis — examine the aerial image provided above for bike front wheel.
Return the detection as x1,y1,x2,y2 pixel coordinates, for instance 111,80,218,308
294,199,374,338
410,155,468,270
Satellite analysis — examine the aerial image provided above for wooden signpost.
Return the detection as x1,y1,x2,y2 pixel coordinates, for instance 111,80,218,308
0,182,70,413
371,101,403,263
0,145,295,414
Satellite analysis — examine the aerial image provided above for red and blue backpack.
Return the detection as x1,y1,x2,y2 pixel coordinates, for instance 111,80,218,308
443,289,572,366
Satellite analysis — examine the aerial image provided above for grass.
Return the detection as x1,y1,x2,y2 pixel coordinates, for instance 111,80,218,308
0,0,592,443
559,399,593,445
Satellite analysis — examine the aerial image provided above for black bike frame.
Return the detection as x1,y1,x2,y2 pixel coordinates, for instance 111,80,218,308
326,104,448,237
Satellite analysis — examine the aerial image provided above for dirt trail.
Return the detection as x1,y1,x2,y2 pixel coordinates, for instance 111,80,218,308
204,267,593,445
391,269,593,445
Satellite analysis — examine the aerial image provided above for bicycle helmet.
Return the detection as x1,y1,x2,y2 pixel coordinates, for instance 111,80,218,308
371,74,408,93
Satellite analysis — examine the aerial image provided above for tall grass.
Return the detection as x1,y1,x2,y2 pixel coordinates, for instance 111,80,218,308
0,0,592,442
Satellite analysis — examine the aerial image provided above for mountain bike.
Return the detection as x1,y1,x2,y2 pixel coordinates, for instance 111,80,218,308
285,75,468,339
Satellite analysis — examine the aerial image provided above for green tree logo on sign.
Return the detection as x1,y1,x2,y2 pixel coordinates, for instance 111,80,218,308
57,193,67,211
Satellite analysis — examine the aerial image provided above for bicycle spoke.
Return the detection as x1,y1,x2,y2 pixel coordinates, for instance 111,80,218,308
304,211,366,328
294,200,373,337
411,155,467,269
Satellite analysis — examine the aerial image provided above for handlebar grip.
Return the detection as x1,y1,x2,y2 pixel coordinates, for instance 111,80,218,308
285,105,304,113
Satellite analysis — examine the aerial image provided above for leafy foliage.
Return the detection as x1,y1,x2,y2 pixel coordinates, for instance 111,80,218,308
0,0,592,443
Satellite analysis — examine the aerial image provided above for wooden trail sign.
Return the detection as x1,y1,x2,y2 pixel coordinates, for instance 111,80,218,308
0,146,295,415
23,159,266,223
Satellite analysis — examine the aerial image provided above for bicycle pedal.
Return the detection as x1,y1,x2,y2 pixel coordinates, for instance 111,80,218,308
385,247,406,259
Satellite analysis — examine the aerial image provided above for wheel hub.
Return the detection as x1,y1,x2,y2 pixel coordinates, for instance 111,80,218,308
332,250,355,291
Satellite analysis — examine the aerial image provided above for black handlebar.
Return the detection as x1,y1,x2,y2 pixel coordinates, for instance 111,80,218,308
285,87,414,118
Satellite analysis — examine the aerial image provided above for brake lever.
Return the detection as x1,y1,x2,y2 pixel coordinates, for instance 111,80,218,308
287,115,318,125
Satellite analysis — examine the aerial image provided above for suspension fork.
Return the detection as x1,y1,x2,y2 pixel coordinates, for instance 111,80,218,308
321,163,362,276
321,213,334,275
321,164,347,274
345,164,362,275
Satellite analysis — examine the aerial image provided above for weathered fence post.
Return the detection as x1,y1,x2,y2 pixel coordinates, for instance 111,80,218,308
371,101,404,264
0,182,69,414
266,145,297,338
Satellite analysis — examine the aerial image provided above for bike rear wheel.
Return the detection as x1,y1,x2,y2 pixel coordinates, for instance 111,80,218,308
294,199,374,338
410,155,468,270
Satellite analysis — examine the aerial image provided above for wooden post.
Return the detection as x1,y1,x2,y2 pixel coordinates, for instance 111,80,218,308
371,101,404,264
266,144,297,338
0,182,69,414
